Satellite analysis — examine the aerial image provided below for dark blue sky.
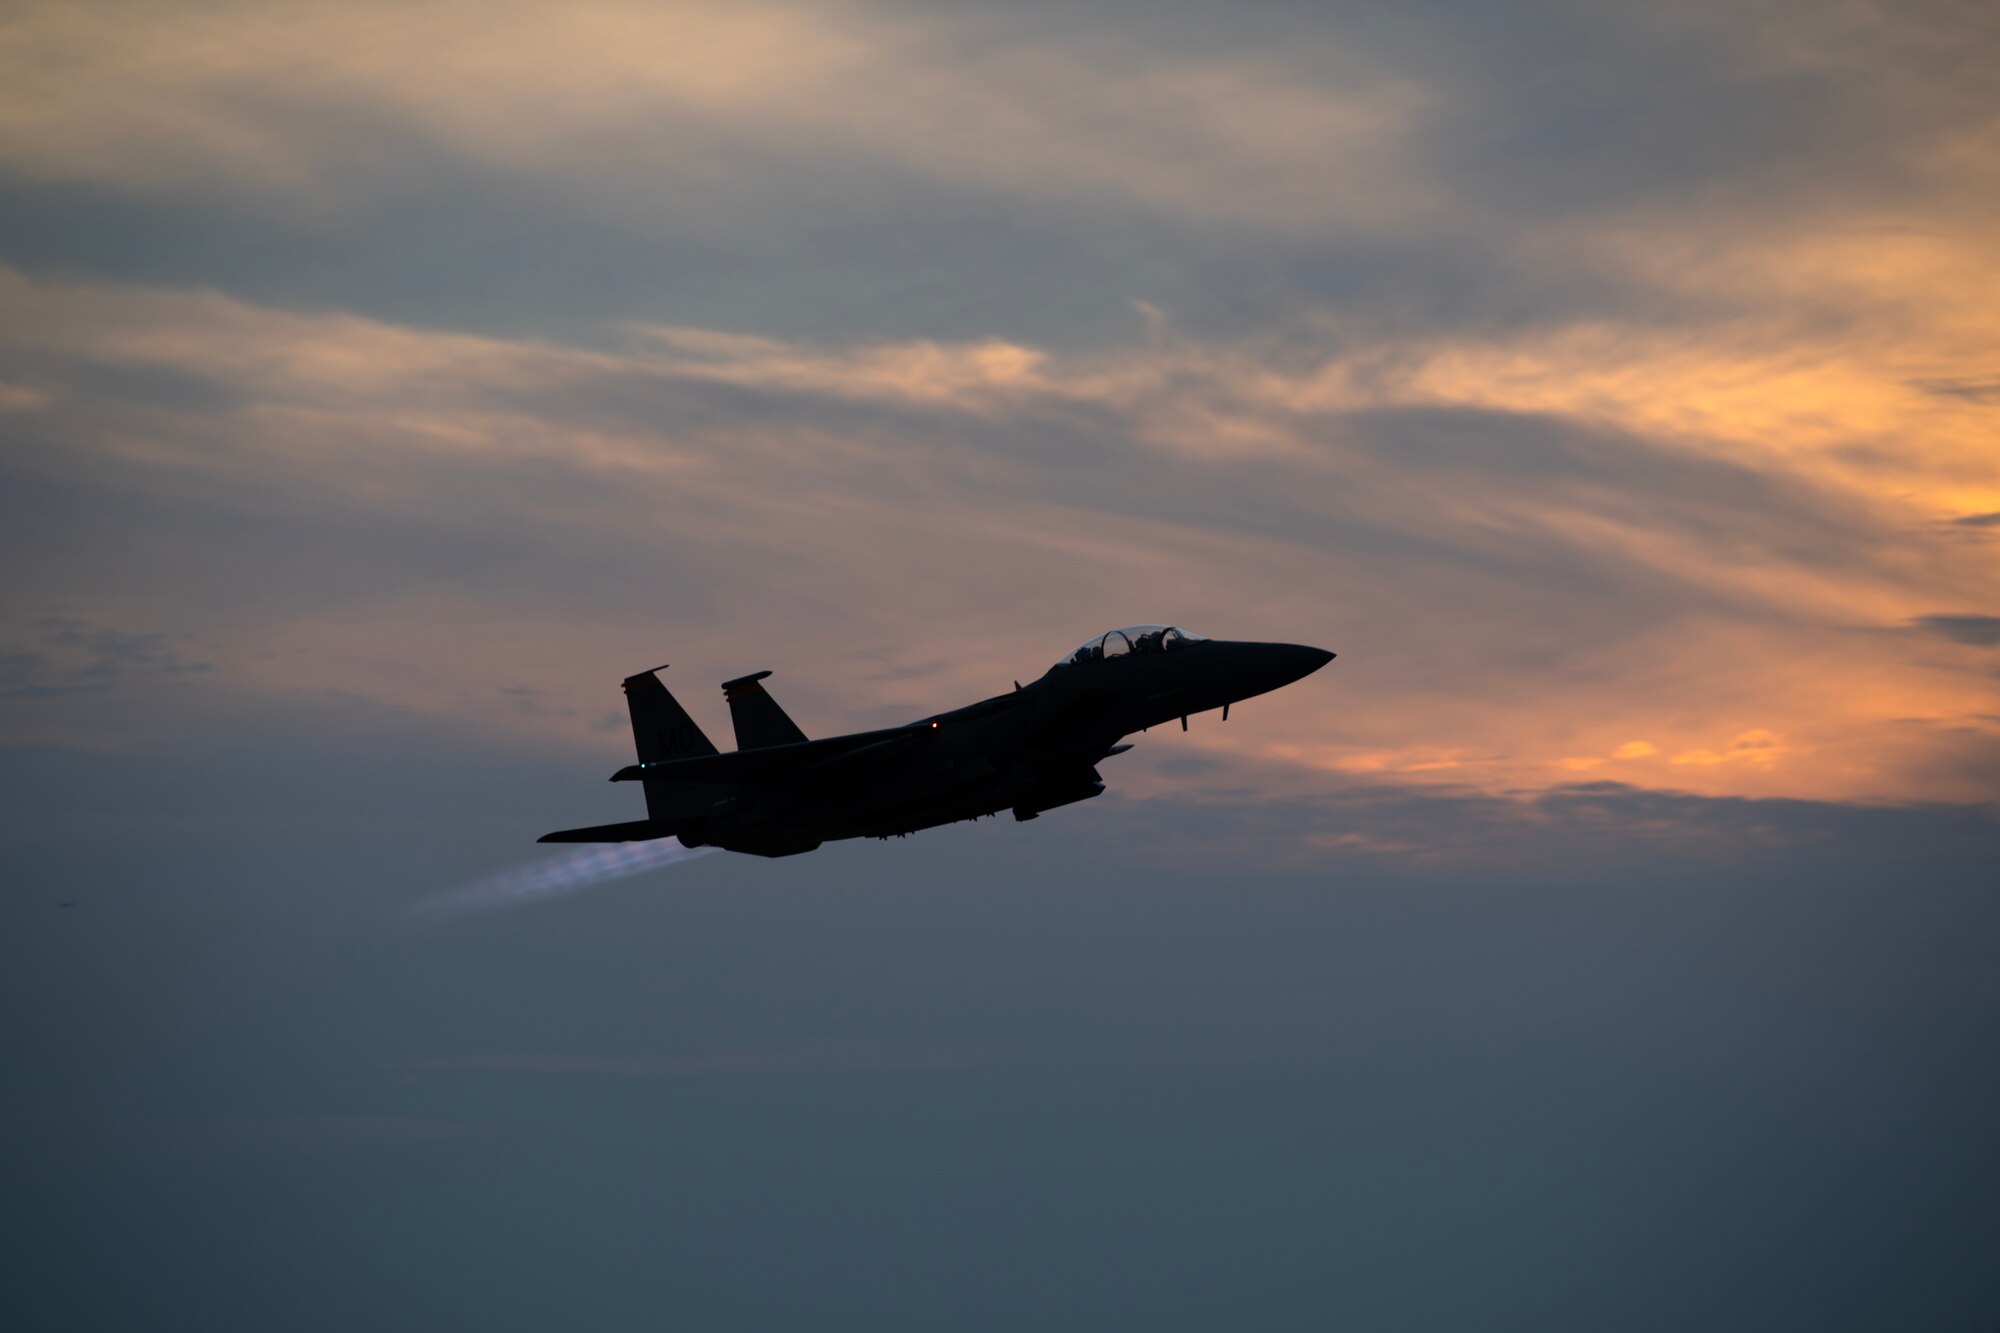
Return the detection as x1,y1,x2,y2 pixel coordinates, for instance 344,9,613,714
3,0,1997,1327
6,727,1997,1329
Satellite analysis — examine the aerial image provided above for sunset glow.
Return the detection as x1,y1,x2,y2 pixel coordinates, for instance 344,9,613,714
2,0,1995,818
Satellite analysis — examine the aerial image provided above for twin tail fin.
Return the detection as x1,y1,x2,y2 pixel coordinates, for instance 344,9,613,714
722,671,808,749
540,664,805,841
623,666,719,763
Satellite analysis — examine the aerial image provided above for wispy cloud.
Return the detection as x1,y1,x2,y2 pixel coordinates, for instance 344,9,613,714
3,1,1996,810
1909,614,2000,647
0,0,1434,230
3,257,1995,802
0,614,211,700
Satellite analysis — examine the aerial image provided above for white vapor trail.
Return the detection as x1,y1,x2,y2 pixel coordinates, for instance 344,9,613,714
414,838,718,917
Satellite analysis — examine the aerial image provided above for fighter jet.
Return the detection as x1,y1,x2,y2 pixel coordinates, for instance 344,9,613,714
541,625,1333,857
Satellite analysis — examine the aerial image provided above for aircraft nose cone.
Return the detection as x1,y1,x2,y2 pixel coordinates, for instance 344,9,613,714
1274,642,1336,683
1228,640,1336,695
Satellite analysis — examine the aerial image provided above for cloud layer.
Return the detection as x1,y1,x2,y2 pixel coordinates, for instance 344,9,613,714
2,0,1996,821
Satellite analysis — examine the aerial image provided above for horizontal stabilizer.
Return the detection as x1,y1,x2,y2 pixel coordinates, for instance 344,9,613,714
538,818,680,844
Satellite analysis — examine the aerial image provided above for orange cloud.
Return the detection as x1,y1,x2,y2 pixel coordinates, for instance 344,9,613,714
0,381,46,411
1672,730,1796,769
2,263,1994,804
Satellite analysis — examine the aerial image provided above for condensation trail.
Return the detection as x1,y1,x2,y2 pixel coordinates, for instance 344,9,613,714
414,838,718,917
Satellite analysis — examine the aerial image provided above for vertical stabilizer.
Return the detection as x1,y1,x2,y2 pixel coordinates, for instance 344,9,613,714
722,671,809,749
623,667,719,764
623,667,721,824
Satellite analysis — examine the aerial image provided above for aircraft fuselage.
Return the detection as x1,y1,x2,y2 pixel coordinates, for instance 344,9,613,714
541,629,1333,857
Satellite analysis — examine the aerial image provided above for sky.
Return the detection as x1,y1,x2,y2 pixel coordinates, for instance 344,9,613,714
2,1,1997,1328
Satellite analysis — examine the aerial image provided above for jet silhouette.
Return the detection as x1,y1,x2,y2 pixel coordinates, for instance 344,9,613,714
542,625,1333,857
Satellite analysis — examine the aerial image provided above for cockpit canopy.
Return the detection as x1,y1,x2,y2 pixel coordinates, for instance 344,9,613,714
1056,625,1209,667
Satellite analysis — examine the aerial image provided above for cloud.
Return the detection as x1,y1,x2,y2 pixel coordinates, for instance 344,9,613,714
1084,775,2000,874
0,0,1435,232
4,261,1997,802
3,0,1996,365
1909,614,2000,646
0,382,45,411
1671,729,1795,769
1911,377,2000,404
0,614,211,700
3,0,1998,809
